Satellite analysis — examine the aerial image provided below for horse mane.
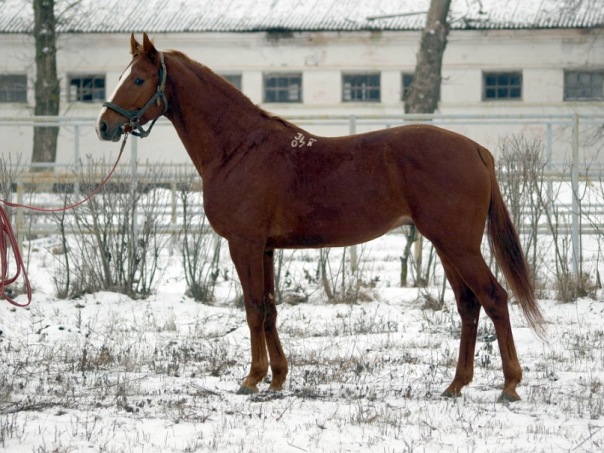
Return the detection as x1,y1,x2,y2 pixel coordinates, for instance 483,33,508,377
165,49,298,130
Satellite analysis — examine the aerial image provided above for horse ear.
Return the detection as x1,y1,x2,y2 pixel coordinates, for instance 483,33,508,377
142,32,158,62
130,33,140,55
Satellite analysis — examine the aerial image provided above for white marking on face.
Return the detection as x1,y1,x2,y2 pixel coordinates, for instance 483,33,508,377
95,64,133,134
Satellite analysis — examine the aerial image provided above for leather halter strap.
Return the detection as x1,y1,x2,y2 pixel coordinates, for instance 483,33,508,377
102,51,168,138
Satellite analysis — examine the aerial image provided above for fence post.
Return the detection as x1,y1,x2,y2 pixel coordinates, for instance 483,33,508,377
131,136,139,243
74,124,80,169
170,177,178,253
171,179,177,226
16,181,24,258
348,115,358,273
571,114,580,275
546,122,553,205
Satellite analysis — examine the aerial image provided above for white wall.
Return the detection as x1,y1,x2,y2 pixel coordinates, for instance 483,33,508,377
0,28,602,166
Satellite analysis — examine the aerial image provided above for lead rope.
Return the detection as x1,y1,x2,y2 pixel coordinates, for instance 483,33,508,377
0,133,129,307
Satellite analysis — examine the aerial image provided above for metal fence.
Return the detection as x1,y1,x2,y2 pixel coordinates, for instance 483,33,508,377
2,113,604,274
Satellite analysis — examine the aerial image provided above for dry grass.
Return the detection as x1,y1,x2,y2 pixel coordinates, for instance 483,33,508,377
1,295,603,451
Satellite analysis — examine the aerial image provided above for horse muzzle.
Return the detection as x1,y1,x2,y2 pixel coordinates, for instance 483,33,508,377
96,118,123,142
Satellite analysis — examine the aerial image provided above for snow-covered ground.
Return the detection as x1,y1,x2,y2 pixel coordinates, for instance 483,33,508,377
1,233,603,452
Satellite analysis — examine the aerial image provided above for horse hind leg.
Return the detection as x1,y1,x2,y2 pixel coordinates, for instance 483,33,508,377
438,253,482,399
439,248,523,402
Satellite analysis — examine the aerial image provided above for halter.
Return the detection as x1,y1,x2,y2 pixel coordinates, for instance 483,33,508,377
103,51,168,138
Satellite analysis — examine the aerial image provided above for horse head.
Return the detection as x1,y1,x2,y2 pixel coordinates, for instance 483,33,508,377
96,33,168,141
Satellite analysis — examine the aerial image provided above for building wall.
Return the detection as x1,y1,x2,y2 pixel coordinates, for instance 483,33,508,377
0,28,602,166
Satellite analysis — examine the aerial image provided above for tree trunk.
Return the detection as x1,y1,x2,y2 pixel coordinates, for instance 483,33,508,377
32,0,60,171
405,0,452,114
401,0,451,286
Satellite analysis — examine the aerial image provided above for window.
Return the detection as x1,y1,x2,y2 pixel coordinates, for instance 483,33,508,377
222,74,242,90
483,72,522,100
69,75,105,102
0,74,27,103
263,73,302,103
564,71,604,101
343,73,381,102
401,73,414,101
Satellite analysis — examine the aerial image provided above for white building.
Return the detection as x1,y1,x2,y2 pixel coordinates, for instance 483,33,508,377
0,0,603,166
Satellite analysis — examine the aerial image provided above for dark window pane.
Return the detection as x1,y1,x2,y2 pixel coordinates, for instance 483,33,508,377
564,70,604,101
69,75,105,102
264,74,302,103
342,73,381,102
483,71,522,101
401,73,414,101
222,74,242,90
0,74,27,103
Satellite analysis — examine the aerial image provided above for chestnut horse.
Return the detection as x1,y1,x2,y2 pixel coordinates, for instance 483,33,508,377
96,34,544,402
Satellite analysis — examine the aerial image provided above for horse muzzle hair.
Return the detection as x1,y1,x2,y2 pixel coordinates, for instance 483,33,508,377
95,111,124,142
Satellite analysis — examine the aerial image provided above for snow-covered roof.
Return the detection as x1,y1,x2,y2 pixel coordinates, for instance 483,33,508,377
1,0,603,34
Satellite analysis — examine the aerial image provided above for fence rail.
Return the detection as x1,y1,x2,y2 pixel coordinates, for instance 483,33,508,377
3,113,604,274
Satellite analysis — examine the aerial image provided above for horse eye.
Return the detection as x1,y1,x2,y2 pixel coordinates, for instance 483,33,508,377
134,78,145,86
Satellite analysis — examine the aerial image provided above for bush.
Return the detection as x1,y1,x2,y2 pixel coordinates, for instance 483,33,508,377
53,158,170,298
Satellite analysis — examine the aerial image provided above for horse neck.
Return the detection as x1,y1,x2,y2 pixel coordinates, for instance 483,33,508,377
164,53,294,176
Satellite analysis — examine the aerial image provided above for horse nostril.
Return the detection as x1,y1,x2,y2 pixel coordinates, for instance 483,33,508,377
97,121,112,140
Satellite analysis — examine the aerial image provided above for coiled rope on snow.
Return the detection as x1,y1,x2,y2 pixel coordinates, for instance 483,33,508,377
0,134,128,307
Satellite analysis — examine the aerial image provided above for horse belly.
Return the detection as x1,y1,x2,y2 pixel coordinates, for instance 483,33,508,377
267,208,411,249
268,164,412,248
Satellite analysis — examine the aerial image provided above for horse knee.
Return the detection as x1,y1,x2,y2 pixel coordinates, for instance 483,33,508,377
452,288,481,328
263,296,278,331
480,285,509,321
457,289,480,314
244,297,265,314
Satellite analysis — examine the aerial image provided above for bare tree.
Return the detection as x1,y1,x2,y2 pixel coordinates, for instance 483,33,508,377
405,0,451,114
32,0,60,171
400,0,452,287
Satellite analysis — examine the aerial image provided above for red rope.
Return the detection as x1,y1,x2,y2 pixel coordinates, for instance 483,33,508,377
0,134,129,307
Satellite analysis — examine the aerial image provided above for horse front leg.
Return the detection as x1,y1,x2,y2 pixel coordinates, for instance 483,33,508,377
228,240,269,394
263,250,288,390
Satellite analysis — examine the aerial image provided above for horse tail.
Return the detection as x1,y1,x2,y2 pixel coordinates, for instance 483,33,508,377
478,146,546,338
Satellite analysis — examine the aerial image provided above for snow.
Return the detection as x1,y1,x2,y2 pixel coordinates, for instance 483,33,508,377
1,232,603,452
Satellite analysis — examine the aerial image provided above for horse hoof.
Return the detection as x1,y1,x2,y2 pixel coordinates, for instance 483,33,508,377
441,389,461,399
498,391,521,403
236,384,258,395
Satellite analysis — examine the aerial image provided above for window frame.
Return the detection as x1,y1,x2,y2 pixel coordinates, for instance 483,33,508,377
342,73,381,103
564,70,604,101
482,71,523,101
68,74,106,103
0,74,27,103
263,73,302,103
